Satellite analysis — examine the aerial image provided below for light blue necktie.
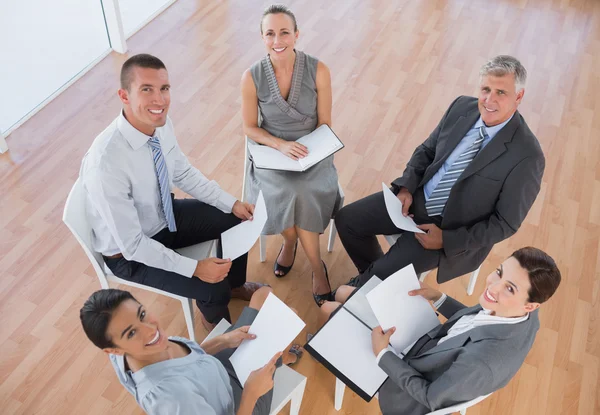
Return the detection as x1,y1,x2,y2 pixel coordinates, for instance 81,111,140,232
425,126,487,216
148,136,177,232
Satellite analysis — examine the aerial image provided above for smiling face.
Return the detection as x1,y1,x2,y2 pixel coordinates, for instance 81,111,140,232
261,13,299,61
102,299,167,358
479,256,541,317
478,73,524,127
118,66,170,136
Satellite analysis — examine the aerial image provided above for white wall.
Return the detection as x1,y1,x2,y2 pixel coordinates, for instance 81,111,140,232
119,0,173,37
0,0,111,133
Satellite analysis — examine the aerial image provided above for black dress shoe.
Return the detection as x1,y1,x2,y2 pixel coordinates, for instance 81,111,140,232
273,241,298,278
312,261,333,307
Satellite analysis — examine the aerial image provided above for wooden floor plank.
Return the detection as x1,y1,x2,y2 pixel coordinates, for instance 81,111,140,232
1,0,599,413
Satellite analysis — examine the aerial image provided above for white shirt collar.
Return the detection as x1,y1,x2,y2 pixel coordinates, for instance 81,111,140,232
116,111,153,151
473,113,514,141
473,307,529,325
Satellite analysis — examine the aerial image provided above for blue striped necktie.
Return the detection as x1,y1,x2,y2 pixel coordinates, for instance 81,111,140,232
148,136,177,232
425,126,487,217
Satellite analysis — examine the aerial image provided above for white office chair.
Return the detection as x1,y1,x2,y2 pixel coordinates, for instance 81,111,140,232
204,319,307,415
63,178,217,342
241,136,345,262
426,393,492,415
335,377,490,414
384,234,481,295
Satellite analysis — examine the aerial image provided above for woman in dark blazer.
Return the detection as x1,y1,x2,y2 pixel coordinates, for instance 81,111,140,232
321,247,561,414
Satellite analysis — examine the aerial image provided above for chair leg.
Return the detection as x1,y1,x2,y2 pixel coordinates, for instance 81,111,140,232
287,379,307,415
329,184,345,254
181,298,196,342
467,266,481,295
335,377,345,411
327,219,337,252
419,270,430,282
260,234,267,262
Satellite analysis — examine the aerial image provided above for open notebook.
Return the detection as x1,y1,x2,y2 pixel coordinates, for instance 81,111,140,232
305,277,386,401
305,265,440,402
247,124,344,172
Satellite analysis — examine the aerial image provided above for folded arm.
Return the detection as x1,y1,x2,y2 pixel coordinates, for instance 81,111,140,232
378,350,494,411
169,135,236,213
241,69,281,149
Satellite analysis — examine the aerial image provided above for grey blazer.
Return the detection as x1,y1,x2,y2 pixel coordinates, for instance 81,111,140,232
392,96,545,283
377,297,540,415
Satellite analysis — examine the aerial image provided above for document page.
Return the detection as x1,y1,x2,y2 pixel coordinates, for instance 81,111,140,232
247,140,302,171
366,264,440,353
230,293,306,385
343,276,382,329
308,307,388,397
221,191,267,260
382,183,425,233
297,125,344,170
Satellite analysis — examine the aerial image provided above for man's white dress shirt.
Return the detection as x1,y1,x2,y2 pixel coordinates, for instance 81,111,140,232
80,112,237,277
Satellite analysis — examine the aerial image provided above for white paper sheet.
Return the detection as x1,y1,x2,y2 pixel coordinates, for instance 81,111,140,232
297,125,344,170
381,183,425,234
308,307,388,397
343,276,382,329
230,293,306,385
221,191,267,260
366,264,440,353
247,141,302,171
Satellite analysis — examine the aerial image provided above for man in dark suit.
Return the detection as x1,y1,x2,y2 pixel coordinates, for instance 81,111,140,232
335,55,544,286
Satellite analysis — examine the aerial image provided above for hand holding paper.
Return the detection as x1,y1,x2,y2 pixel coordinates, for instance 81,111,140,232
221,191,267,260
229,293,305,385
366,264,440,353
382,183,425,234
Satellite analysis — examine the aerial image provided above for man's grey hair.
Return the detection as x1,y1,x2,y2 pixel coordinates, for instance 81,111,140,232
480,55,527,91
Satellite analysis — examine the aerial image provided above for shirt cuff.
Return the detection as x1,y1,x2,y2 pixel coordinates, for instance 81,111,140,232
216,192,237,213
176,255,197,278
376,346,395,365
432,293,448,309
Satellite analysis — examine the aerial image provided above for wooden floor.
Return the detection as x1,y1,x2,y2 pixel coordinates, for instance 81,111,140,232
1,0,599,413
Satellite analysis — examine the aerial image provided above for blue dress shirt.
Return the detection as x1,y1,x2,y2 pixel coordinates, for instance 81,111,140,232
423,115,513,200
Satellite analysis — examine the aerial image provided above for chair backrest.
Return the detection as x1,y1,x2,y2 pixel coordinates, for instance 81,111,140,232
63,177,110,288
242,136,250,203
425,393,492,415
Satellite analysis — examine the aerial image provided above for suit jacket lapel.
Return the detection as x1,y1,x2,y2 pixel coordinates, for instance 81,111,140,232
455,111,521,184
420,109,480,186
418,328,474,357
425,304,482,339
417,308,539,358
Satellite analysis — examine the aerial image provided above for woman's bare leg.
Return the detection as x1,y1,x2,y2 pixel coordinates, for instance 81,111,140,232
296,227,329,295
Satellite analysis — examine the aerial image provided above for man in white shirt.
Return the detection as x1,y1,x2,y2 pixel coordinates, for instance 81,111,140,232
80,54,264,330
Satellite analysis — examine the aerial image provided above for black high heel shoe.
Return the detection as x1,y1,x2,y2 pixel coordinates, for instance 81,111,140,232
273,241,298,278
312,261,333,307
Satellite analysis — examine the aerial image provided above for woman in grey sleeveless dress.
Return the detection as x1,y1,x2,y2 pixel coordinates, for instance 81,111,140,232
241,5,339,306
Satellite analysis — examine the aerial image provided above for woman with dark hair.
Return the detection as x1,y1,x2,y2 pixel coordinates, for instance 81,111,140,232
320,247,561,414
241,4,339,306
80,286,302,415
